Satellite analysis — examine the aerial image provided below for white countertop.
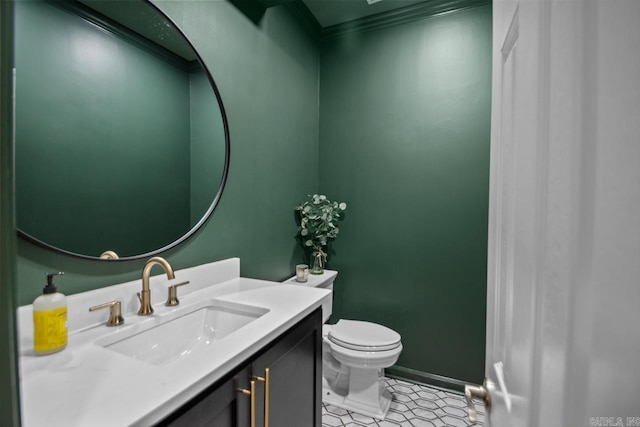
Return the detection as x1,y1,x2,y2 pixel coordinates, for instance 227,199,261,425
17,259,331,426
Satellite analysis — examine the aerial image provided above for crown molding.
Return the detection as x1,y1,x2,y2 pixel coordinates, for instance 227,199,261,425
285,1,322,42
320,0,491,41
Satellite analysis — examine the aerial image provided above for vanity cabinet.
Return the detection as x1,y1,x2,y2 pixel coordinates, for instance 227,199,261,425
160,365,252,427
252,308,323,427
159,308,322,427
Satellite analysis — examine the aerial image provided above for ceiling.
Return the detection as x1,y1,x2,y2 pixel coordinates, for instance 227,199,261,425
302,0,429,28
79,0,198,61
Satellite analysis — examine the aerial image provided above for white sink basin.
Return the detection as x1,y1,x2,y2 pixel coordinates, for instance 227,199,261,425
96,300,269,366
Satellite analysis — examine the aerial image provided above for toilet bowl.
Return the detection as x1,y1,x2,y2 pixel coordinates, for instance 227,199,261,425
284,270,403,420
322,320,402,419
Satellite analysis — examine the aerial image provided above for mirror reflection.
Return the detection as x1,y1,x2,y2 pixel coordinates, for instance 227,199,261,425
14,0,228,259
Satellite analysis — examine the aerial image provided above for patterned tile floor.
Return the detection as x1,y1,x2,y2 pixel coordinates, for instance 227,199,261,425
322,377,485,427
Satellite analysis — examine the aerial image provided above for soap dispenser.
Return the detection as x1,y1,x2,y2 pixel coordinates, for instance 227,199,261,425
33,272,67,355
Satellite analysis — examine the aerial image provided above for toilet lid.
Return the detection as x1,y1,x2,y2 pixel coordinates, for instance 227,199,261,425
328,320,401,352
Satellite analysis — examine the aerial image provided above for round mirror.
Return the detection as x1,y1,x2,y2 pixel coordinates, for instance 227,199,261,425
14,0,229,260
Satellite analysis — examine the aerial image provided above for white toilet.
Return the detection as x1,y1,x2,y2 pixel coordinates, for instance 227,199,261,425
284,270,403,420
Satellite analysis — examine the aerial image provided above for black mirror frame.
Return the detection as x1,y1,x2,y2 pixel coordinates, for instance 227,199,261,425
16,0,230,261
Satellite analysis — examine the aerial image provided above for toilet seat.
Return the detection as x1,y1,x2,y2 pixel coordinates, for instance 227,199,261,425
328,340,403,369
328,320,401,352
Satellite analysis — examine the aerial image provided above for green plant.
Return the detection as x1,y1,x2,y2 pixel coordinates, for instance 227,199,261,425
295,194,347,249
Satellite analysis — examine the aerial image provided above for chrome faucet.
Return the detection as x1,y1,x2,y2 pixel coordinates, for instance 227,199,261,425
137,256,175,316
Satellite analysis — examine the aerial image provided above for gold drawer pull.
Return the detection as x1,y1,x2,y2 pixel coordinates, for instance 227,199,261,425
252,368,270,427
237,380,256,427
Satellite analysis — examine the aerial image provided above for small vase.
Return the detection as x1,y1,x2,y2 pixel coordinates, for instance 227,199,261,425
310,247,326,275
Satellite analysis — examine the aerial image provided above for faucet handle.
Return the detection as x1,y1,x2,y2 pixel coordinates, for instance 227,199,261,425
89,300,125,326
166,281,190,307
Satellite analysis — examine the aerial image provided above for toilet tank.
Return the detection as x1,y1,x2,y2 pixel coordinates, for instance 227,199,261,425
283,269,337,323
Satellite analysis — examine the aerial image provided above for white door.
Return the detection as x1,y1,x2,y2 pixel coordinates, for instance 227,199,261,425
467,0,640,426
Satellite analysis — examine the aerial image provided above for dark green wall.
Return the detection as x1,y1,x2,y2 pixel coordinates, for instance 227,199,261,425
319,5,492,384
14,0,192,257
